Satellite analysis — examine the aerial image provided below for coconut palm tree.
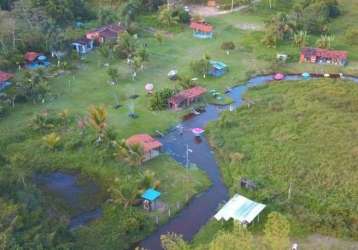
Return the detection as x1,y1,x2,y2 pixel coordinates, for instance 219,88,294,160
42,132,61,151
293,31,308,48
116,140,145,167
316,35,335,49
88,105,108,142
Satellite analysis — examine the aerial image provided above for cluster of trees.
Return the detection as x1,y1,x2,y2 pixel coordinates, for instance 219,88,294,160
0,69,52,117
160,212,291,250
262,0,340,48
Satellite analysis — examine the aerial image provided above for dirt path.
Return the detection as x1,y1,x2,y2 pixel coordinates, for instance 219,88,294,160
188,0,259,17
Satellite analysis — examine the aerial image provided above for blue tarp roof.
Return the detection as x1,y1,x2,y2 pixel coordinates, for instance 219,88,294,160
141,188,161,201
210,60,228,70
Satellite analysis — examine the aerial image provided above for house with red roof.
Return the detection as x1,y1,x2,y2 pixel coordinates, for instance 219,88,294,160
300,47,348,66
126,134,162,162
24,52,50,69
0,71,14,92
168,86,207,110
86,23,125,44
190,21,213,39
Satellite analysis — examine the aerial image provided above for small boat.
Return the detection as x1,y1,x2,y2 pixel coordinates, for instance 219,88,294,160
224,87,232,93
302,72,310,79
192,128,205,137
192,108,200,115
273,72,285,81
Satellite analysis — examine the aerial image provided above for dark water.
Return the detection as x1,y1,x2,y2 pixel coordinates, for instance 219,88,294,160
139,74,358,250
34,171,102,230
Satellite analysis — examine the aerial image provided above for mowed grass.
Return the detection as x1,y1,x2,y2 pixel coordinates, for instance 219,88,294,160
207,79,358,239
0,11,272,141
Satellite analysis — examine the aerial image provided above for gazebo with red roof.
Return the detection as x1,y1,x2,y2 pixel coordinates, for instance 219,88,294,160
190,21,213,39
169,86,207,110
300,47,348,66
0,71,14,91
126,134,162,162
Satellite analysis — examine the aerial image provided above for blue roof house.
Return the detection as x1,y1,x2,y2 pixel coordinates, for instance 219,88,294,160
209,61,228,77
72,38,94,54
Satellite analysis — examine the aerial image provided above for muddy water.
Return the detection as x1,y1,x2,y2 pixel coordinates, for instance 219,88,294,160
34,171,103,230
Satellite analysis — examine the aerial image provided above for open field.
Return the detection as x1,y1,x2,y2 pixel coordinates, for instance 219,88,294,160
207,79,358,239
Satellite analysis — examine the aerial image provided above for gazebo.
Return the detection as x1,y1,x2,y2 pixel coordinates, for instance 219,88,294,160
126,134,162,162
0,71,14,92
168,86,207,110
190,21,213,39
214,194,266,225
142,188,161,211
209,61,228,77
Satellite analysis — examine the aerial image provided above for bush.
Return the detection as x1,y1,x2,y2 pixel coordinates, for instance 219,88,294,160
149,88,176,110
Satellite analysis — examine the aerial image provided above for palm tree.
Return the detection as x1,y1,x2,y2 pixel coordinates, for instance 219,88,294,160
42,132,61,151
116,140,145,167
88,105,108,142
158,6,179,27
110,177,141,208
316,35,335,49
293,31,307,48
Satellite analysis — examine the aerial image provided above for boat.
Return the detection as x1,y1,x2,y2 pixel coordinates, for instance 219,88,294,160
273,72,285,81
192,128,205,137
302,72,310,79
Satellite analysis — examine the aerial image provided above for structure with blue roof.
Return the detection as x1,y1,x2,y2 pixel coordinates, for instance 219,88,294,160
209,61,228,77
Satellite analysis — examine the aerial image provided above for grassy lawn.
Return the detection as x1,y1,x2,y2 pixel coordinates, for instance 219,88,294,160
207,79,358,239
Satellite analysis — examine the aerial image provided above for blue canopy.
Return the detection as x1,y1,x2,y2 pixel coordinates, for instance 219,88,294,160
142,188,161,202
38,55,47,61
210,61,228,70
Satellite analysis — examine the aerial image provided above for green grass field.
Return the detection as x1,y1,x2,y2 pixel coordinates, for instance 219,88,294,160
207,79,358,239
1,0,358,247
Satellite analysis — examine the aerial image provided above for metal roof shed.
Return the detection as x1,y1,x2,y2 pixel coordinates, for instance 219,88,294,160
141,188,161,202
214,194,266,224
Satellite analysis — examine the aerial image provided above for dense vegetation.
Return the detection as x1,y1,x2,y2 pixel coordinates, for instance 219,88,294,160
207,79,358,239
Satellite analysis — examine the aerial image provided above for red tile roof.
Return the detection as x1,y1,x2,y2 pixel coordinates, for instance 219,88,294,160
190,21,213,33
0,71,14,82
24,52,40,62
301,48,348,60
87,23,125,39
126,134,162,153
169,86,207,105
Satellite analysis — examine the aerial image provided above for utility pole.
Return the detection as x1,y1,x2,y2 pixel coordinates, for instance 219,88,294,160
186,144,193,169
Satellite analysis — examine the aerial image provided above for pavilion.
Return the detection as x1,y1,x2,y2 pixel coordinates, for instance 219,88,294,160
214,194,266,225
